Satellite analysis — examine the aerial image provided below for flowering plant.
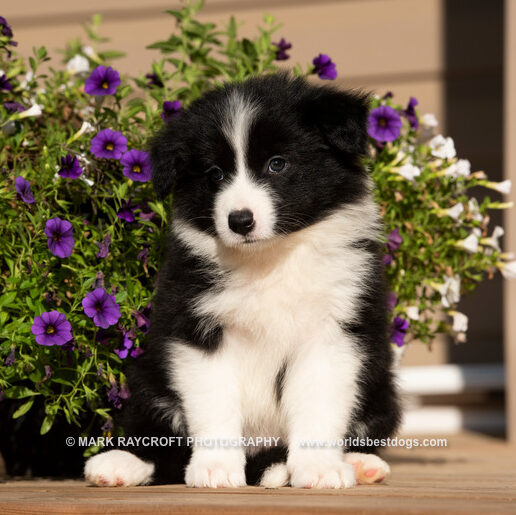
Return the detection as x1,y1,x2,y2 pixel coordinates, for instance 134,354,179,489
0,2,514,444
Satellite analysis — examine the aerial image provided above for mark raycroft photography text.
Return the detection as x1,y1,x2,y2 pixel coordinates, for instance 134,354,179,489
67,436,448,450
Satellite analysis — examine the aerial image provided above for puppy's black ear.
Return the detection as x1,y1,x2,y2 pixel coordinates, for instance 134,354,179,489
303,88,370,155
149,125,181,200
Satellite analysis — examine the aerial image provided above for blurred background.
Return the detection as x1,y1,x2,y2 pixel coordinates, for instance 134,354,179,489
2,0,515,441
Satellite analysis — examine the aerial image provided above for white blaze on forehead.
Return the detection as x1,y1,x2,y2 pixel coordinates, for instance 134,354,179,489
215,93,276,246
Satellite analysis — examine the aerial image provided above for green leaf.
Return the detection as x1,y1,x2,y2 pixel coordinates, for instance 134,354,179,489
4,386,40,399
40,415,55,435
13,399,34,419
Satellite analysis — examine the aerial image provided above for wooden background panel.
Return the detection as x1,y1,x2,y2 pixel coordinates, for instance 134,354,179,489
5,0,446,125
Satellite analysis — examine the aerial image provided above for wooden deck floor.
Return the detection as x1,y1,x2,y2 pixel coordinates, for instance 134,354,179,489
0,432,515,514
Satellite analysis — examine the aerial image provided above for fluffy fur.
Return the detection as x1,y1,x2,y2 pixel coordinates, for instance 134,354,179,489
84,73,400,489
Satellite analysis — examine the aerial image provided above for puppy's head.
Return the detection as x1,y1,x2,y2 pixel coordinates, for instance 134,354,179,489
151,73,370,248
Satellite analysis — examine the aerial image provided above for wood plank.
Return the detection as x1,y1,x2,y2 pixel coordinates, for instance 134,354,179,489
0,432,515,514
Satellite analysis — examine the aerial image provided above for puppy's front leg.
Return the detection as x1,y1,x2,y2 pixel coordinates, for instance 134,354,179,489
171,342,246,488
283,331,361,489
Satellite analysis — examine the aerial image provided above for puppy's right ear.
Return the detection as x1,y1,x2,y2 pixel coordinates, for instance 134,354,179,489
149,125,181,200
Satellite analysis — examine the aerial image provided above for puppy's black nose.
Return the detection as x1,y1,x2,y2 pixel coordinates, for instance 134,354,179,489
228,209,255,235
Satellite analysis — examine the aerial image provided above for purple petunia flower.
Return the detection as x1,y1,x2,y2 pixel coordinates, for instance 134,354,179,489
382,91,393,100
387,292,398,311
131,347,145,358
31,311,73,346
0,16,13,38
368,105,402,142
15,176,35,204
133,302,152,334
84,65,121,96
137,247,149,266
44,217,74,258
391,316,409,347
312,54,337,80
0,73,12,91
107,384,122,409
145,73,164,88
96,234,111,259
58,154,83,179
4,347,15,366
90,129,127,160
402,96,419,130
273,38,292,61
101,418,113,432
82,288,121,329
114,329,134,359
4,101,26,113
382,254,393,266
386,228,402,253
161,100,181,122
121,149,152,182
117,200,136,222
44,364,52,380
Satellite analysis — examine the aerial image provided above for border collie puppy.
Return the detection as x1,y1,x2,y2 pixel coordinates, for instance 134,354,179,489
85,73,400,489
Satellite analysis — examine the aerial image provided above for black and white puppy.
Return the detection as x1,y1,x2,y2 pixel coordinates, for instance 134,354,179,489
85,73,400,489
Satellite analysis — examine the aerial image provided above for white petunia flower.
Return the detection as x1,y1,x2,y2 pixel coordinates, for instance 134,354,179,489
66,54,90,75
485,179,512,195
442,203,464,221
67,121,95,144
480,226,504,252
429,134,456,159
455,233,479,253
468,198,484,222
405,306,420,321
18,104,43,119
421,113,438,128
445,159,471,179
397,163,421,182
435,275,461,308
449,311,469,333
498,260,516,279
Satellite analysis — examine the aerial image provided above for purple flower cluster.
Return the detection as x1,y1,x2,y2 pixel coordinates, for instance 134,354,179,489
45,217,75,258
368,106,402,142
31,311,73,346
58,155,83,179
273,38,292,61
84,65,121,96
312,54,337,80
82,288,121,329
117,200,136,222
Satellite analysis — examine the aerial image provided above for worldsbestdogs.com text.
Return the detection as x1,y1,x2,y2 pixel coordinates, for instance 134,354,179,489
69,436,447,449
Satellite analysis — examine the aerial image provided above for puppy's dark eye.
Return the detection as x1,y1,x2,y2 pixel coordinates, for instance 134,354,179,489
268,157,286,174
207,166,224,184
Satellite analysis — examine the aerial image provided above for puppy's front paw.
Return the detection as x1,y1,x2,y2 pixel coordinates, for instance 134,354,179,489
185,450,246,488
343,452,391,484
84,450,154,487
288,451,356,489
